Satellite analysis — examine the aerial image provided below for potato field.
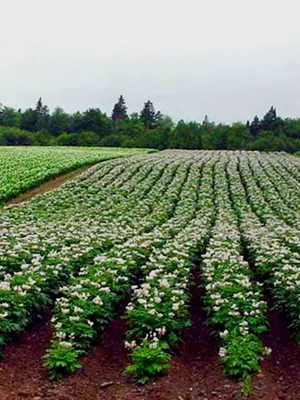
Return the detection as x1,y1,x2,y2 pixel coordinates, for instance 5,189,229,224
0,149,300,399
0,146,147,202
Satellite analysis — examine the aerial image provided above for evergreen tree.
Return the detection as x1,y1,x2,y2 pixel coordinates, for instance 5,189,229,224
261,106,279,132
35,97,49,115
250,115,261,136
140,100,160,128
34,97,50,131
111,95,128,121
202,115,209,126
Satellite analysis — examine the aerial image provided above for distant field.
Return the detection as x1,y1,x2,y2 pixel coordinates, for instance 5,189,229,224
0,146,148,202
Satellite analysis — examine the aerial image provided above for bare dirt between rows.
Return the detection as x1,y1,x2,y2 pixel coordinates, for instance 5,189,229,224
1,274,300,399
5,165,92,206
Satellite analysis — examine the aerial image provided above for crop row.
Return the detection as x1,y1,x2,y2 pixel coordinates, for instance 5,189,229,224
0,146,146,202
202,156,268,383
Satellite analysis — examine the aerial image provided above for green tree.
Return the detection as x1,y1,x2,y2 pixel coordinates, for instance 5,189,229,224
112,95,128,121
49,107,71,136
77,131,100,146
250,115,261,137
227,122,252,149
201,116,215,149
0,126,32,145
70,112,84,133
0,106,21,127
35,98,50,132
35,97,49,116
20,108,38,132
140,100,160,129
261,106,280,132
19,98,50,132
281,118,300,139
80,108,111,137
57,132,78,146
168,120,202,149
156,115,174,148
211,124,229,150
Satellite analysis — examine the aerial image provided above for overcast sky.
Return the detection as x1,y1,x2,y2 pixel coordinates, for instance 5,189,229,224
1,0,300,123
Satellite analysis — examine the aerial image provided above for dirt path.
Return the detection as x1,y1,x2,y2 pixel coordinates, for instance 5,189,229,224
252,309,300,400
6,165,92,206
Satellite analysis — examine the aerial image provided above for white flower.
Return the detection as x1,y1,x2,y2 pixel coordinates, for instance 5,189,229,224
59,341,73,348
124,340,136,349
218,347,227,358
92,296,103,306
265,347,272,356
156,326,166,336
56,331,66,340
69,315,80,322
220,329,228,338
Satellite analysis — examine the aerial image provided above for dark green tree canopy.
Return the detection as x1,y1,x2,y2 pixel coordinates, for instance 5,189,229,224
140,100,161,129
261,106,280,132
250,115,261,136
0,106,21,127
35,97,49,116
112,95,128,121
0,99,300,152
49,107,70,136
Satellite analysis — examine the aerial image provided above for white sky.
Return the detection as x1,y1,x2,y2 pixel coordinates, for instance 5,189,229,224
1,0,300,123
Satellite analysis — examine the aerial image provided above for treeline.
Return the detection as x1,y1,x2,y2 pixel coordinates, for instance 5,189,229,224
1,97,300,152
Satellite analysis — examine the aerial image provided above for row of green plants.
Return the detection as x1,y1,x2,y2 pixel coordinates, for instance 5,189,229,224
124,161,215,383
0,146,146,202
201,158,268,388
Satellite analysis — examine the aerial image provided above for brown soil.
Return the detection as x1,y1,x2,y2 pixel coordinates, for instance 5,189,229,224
251,309,300,400
1,274,300,399
6,165,92,206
